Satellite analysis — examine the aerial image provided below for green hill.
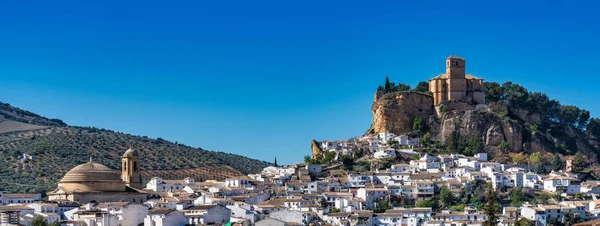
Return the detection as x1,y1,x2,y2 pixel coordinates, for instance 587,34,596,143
0,102,270,193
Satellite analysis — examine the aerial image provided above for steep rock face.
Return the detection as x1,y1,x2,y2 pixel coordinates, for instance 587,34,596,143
501,119,524,152
485,125,505,147
311,139,322,158
366,92,434,135
364,91,600,166
437,109,523,152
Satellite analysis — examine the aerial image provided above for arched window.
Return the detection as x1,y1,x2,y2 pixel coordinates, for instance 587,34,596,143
134,162,137,172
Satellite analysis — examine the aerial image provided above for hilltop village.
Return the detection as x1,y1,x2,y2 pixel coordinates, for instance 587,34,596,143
1,56,600,226
1,137,598,226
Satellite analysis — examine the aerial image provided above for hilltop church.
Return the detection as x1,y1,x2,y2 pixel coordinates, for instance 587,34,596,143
429,55,485,105
47,147,148,203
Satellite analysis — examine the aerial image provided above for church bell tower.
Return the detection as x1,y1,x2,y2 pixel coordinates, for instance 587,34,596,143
121,146,142,189
446,55,466,79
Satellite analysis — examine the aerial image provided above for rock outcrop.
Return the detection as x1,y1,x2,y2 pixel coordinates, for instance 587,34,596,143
366,91,434,135
311,139,322,158
365,89,600,167
436,109,523,152
366,91,525,153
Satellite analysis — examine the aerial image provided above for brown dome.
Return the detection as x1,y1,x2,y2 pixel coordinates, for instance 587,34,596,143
58,160,126,192
122,147,139,157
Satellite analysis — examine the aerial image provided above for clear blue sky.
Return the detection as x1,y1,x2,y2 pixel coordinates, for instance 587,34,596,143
1,0,599,164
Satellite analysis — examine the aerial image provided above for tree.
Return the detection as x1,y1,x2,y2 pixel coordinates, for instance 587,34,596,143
551,153,564,171
575,192,583,200
588,118,600,138
420,132,431,147
515,217,535,226
413,81,429,93
439,186,455,208
483,183,498,226
572,153,587,172
510,188,525,207
374,199,392,213
274,157,278,167
339,154,355,171
384,77,392,93
579,109,591,129
49,222,61,226
32,216,48,226
416,197,439,211
319,198,328,208
558,105,580,126
304,155,314,164
483,82,505,102
322,151,336,164
413,117,424,132
510,153,527,165
530,152,546,174
330,207,341,213
396,83,411,92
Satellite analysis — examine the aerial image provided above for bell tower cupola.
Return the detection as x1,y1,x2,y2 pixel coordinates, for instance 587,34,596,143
121,145,142,189
446,55,466,79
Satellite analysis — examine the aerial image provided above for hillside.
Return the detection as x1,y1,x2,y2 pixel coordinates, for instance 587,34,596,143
0,102,270,193
367,80,600,177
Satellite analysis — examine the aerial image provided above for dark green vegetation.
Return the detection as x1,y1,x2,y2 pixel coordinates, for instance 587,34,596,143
485,81,600,138
0,101,270,193
483,183,498,226
376,77,430,94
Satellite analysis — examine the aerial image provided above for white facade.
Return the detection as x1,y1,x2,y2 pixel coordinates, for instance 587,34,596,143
374,149,396,159
144,210,188,226
146,177,195,192
357,188,388,210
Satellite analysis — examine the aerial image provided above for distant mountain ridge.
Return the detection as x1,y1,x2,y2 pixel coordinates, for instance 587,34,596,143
0,101,270,193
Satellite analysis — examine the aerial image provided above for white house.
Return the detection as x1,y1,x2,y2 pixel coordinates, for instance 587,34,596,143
374,149,397,159
357,188,388,210
269,210,314,225
255,218,288,226
144,209,188,226
2,193,41,205
181,205,231,225
475,153,488,161
225,177,253,188
378,132,394,143
96,202,148,226
146,177,195,192
305,164,322,175
323,192,353,207
523,173,543,190
543,176,580,194
228,205,259,223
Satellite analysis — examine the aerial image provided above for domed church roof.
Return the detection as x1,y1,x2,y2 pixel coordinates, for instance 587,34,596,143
68,161,112,172
59,159,123,184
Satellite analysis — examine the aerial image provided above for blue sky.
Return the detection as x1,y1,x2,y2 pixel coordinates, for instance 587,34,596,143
1,0,599,164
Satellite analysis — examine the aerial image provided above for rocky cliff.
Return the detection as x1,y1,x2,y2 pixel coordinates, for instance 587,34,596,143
366,91,434,135
366,91,600,163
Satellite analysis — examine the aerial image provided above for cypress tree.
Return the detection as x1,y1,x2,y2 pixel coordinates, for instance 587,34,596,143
384,76,391,93
551,153,564,171
483,183,498,226
274,157,278,167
